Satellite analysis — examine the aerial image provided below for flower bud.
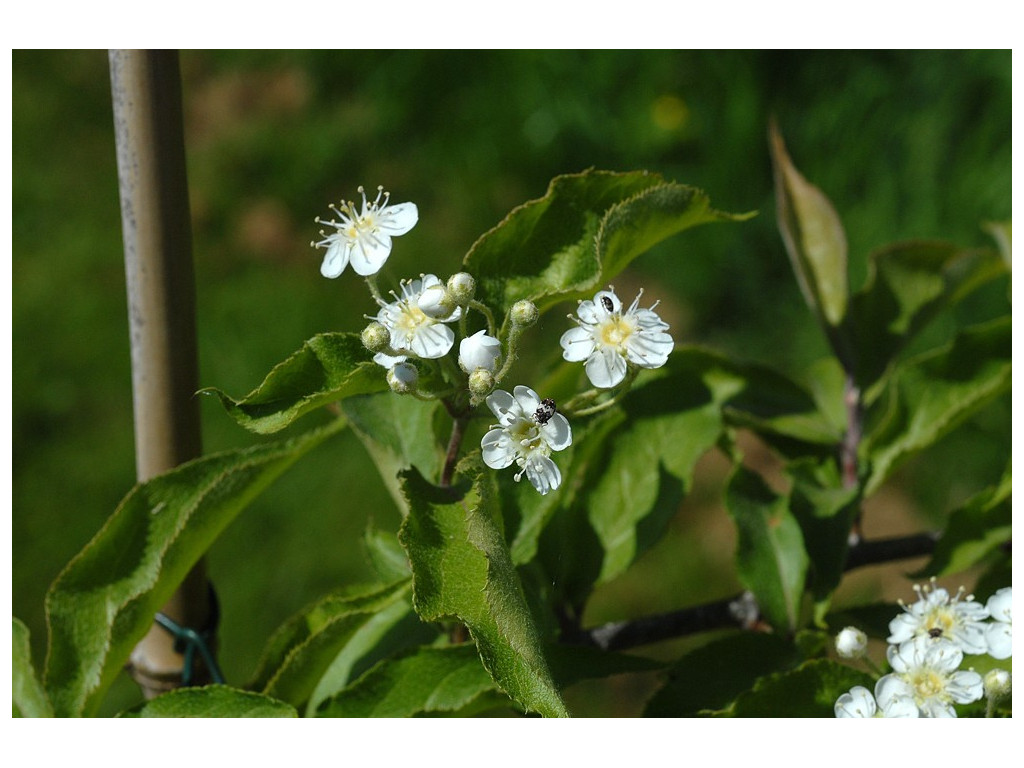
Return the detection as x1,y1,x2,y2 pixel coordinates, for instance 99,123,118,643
468,368,495,397
417,283,456,319
459,329,502,373
387,362,419,394
984,669,1011,701
446,272,476,305
510,299,538,327
361,321,391,353
835,627,868,659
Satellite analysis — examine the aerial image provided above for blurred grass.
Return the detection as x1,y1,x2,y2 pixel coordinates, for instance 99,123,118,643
12,50,1010,715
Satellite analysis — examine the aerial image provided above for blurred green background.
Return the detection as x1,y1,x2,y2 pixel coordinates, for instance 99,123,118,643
12,50,1011,716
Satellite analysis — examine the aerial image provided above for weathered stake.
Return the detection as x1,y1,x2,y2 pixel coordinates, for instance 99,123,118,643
109,49,215,697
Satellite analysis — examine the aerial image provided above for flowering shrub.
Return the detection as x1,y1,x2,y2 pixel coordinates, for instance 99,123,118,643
14,131,1010,718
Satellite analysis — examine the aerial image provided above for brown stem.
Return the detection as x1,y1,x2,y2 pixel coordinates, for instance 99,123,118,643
566,532,938,652
441,413,469,487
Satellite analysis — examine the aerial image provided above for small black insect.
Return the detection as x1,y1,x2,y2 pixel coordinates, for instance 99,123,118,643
928,628,944,639
534,398,557,425
600,295,615,312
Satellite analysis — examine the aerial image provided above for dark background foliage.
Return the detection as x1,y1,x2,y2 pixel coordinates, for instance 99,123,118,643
12,50,1010,715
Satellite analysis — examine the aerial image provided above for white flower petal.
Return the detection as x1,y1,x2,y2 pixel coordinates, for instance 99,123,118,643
481,429,516,469
834,686,876,718
486,389,518,422
585,347,628,389
987,587,1012,623
541,413,572,452
379,202,418,235
513,385,542,414
373,351,407,368
880,696,920,718
320,240,350,278
575,299,601,325
625,330,674,368
986,621,1012,659
349,233,393,276
408,322,454,359
525,455,561,496
947,670,984,704
560,326,597,362
875,673,914,711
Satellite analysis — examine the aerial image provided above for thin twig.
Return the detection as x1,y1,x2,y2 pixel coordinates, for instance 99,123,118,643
566,532,939,652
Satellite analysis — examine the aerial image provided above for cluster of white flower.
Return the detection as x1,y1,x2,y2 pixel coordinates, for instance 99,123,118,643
311,187,675,496
835,581,1012,718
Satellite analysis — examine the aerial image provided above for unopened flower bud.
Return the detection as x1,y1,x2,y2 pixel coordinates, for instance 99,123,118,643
984,669,1011,701
459,329,502,373
468,368,495,397
387,362,419,394
361,321,390,353
835,627,868,659
446,272,476,305
417,283,456,319
510,299,538,327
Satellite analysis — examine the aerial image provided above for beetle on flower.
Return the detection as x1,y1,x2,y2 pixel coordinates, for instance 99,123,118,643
560,286,674,389
481,386,572,496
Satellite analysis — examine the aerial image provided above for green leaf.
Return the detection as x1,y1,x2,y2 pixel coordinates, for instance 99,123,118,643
770,123,849,330
13,617,53,717
722,658,875,717
539,347,831,612
864,316,1010,496
587,369,723,583
463,170,751,319
341,393,443,514
786,459,859,618
848,240,1007,387
725,465,809,633
250,580,412,710
545,644,664,688
363,525,413,583
594,182,756,284
119,685,297,718
914,466,1012,578
316,644,498,717
645,632,801,717
43,421,344,717
201,332,385,434
398,465,569,717
307,598,438,716
983,220,1011,269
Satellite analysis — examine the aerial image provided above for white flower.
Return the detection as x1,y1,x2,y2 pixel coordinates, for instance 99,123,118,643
459,330,502,373
312,185,418,278
481,386,571,496
375,274,462,360
560,287,674,389
878,636,984,717
835,627,868,659
834,685,918,718
888,580,989,655
985,587,1012,660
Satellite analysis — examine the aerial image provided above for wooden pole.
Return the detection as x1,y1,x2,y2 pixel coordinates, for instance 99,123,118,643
109,49,215,697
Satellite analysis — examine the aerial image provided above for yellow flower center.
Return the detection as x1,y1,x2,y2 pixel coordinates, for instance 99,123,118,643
909,669,947,702
599,316,635,350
